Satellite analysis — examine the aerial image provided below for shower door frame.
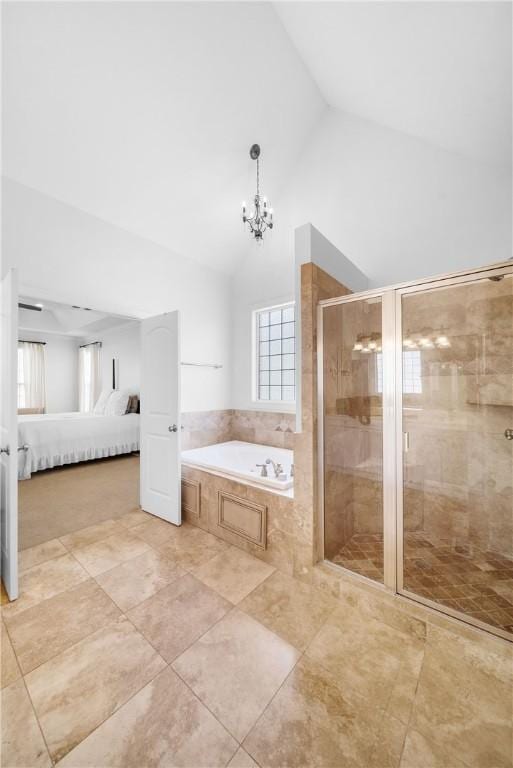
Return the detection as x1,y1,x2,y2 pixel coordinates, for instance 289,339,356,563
317,260,513,640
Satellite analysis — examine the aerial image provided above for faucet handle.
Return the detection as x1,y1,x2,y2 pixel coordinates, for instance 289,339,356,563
256,463,268,477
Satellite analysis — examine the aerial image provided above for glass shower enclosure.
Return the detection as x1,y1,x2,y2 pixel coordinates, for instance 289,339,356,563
319,261,513,640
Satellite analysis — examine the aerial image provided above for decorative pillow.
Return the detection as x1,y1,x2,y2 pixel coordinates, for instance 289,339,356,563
93,389,113,415
104,390,130,417
125,395,139,414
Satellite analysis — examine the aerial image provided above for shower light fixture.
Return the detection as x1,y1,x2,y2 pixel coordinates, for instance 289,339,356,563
241,144,273,242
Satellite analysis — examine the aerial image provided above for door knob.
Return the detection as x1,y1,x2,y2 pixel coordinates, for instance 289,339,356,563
168,425,178,433
505,429,513,441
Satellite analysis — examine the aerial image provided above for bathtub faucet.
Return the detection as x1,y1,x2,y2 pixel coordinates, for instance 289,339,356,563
265,458,283,478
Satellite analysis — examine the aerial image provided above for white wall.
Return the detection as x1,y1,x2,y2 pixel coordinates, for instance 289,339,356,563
2,179,231,413
230,107,512,412
18,331,79,413
83,321,140,395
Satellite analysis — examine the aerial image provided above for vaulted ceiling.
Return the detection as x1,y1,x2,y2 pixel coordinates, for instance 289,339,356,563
3,2,511,276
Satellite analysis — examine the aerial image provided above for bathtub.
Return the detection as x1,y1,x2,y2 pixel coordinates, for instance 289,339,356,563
181,440,294,491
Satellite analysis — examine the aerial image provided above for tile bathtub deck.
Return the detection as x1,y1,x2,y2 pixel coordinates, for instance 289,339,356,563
1,513,512,768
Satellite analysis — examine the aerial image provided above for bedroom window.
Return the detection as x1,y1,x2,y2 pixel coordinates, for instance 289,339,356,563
254,302,295,404
17,342,47,413
78,342,102,412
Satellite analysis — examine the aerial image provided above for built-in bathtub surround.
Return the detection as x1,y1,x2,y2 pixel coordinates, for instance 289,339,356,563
182,465,295,573
181,410,232,450
181,409,295,451
231,410,295,450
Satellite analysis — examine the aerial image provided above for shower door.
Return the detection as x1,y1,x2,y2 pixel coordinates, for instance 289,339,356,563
321,293,389,585
397,265,513,640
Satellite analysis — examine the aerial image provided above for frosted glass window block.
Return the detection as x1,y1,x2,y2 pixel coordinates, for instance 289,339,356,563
282,386,295,401
259,371,269,385
282,370,294,386
255,302,296,403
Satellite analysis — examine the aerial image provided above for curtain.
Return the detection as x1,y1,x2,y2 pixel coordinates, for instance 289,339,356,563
18,342,47,413
78,344,102,412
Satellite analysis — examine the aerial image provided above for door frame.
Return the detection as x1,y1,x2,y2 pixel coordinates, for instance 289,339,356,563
316,259,513,641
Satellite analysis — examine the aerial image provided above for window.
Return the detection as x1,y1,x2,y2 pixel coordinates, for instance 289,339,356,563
376,350,422,394
17,342,47,412
17,346,26,409
254,303,295,403
78,343,102,412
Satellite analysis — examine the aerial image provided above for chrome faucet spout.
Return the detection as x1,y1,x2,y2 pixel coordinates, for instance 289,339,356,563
265,458,283,478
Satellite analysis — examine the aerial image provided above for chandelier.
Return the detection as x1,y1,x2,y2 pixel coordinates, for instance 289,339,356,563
241,144,273,241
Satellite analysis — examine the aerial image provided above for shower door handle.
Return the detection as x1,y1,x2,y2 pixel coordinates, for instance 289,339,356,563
505,429,513,441
403,432,410,453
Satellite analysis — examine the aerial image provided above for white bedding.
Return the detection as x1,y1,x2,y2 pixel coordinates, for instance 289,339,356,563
18,412,140,480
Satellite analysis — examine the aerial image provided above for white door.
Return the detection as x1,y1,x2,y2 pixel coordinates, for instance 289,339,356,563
0,269,18,600
140,311,181,525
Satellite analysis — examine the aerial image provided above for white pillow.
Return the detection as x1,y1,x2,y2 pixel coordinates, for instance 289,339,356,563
104,390,130,417
93,389,113,415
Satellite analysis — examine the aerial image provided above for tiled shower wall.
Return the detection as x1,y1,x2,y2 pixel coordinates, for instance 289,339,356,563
181,409,295,451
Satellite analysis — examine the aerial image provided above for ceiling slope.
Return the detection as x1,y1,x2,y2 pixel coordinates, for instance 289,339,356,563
276,1,512,169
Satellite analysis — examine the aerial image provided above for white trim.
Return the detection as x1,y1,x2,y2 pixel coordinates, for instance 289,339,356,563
251,300,296,410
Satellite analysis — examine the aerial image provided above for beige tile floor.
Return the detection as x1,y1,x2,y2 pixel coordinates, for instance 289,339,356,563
1,511,512,768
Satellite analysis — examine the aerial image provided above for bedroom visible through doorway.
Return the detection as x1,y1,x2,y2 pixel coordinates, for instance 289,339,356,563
17,297,142,550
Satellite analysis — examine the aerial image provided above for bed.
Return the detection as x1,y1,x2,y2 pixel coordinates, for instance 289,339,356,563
18,412,140,480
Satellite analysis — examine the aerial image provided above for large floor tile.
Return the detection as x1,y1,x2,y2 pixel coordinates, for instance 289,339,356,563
25,616,166,762
5,579,121,674
410,625,513,768
72,530,151,576
305,603,425,712
19,538,67,573
172,608,300,741
59,518,124,550
1,622,21,688
400,729,468,768
228,747,259,768
58,667,238,768
119,509,152,529
157,523,230,570
367,715,408,768
191,546,275,604
128,573,231,662
131,516,181,548
1,678,51,768
239,570,335,650
1,554,89,618
243,656,383,768
95,548,184,611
